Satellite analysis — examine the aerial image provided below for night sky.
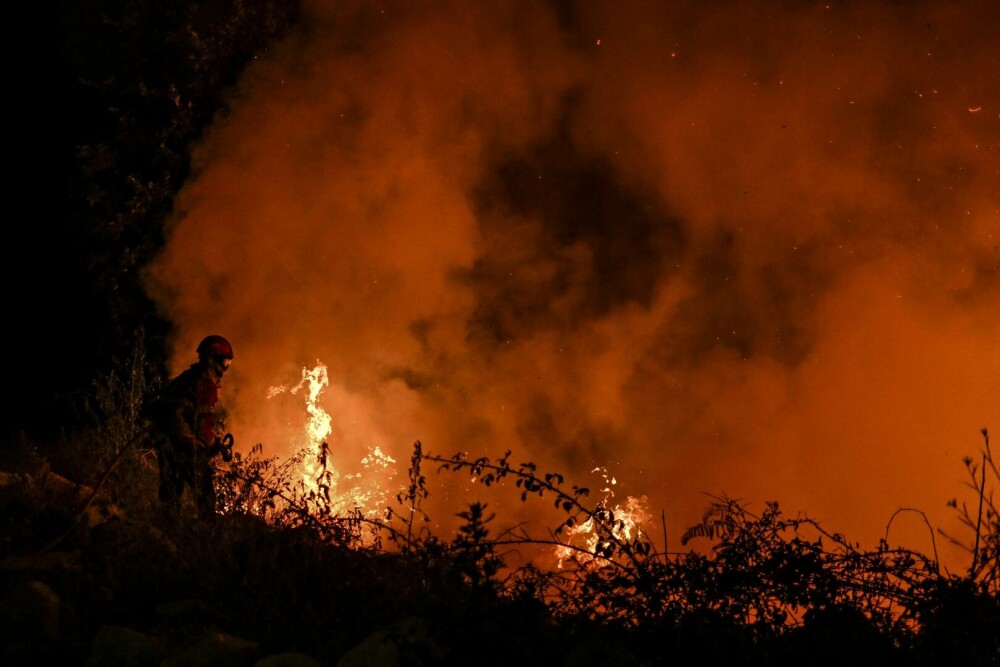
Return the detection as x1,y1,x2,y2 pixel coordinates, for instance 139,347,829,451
144,1,998,571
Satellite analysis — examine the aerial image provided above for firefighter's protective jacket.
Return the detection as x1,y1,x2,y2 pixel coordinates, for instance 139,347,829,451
149,362,224,449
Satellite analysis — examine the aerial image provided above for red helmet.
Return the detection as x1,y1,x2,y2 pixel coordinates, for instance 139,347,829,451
197,335,234,361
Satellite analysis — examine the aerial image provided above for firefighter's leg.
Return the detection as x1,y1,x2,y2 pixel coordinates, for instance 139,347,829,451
158,442,183,505
194,456,217,519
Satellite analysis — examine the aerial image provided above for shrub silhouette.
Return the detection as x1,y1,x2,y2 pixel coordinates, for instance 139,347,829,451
939,428,998,592
197,436,998,662
3,398,998,664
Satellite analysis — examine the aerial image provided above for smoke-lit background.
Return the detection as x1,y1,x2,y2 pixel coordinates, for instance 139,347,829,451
144,1,997,570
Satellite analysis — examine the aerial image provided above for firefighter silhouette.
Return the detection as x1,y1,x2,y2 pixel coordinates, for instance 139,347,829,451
147,335,234,519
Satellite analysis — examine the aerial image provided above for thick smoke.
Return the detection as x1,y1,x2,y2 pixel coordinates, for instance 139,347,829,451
145,0,998,569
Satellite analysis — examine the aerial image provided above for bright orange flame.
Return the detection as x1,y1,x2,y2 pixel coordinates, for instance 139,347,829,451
267,361,400,518
268,361,332,486
554,467,652,567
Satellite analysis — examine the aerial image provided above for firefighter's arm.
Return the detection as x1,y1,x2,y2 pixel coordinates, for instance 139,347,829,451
159,394,198,444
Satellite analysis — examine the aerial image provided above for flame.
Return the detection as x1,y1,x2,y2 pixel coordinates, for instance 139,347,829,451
267,361,400,518
267,361,333,485
344,444,398,518
554,467,652,568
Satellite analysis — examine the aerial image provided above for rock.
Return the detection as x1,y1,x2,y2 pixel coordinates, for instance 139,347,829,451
337,616,443,667
85,625,165,667
253,651,324,667
162,630,260,667
0,578,70,665
155,597,227,633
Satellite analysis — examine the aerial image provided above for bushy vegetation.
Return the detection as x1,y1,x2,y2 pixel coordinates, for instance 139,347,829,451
2,372,994,665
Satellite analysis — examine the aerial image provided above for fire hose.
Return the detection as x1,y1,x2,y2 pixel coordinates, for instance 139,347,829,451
217,432,235,462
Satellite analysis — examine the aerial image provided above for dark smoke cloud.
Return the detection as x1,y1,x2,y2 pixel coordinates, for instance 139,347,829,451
146,0,999,570
465,106,686,343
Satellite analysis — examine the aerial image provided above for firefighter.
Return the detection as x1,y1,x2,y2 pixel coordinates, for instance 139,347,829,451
147,334,235,519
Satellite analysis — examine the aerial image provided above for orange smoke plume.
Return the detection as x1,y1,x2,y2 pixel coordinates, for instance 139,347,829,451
145,0,999,573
